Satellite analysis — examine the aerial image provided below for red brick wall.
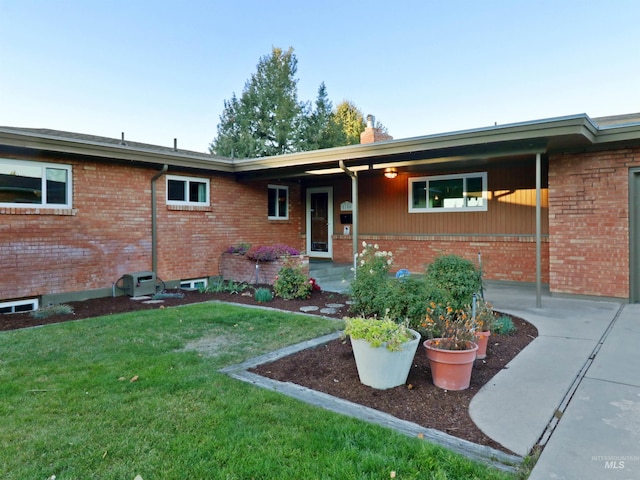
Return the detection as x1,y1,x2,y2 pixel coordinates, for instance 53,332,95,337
548,148,639,299
332,234,548,283
0,154,303,301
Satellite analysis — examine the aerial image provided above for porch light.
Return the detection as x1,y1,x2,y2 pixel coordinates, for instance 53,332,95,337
384,167,398,179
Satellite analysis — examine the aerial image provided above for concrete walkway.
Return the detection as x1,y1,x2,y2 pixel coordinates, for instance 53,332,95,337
471,283,640,479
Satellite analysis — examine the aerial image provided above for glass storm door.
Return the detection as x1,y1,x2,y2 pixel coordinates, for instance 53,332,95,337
306,187,333,258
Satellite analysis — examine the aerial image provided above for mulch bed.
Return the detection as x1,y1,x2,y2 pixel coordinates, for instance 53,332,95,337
1,287,537,454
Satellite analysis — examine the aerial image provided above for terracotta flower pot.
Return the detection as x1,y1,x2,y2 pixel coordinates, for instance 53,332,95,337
475,330,491,360
423,338,478,391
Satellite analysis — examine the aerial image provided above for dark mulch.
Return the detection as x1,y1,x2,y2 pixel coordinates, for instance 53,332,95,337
1,287,536,454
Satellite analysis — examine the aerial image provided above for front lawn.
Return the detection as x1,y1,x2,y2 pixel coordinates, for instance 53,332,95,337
0,303,515,479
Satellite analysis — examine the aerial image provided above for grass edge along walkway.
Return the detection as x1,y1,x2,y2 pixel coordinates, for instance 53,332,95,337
0,302,518,479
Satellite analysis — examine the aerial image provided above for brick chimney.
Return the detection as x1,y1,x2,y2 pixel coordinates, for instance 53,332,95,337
360,114,393,144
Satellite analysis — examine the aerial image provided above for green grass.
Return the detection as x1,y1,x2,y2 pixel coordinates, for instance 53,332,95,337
0,302,517,479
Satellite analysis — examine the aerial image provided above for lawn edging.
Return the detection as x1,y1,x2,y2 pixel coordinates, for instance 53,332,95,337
220,333,523,473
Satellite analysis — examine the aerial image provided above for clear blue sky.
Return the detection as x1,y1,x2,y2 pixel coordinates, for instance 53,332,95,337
1,0,639,153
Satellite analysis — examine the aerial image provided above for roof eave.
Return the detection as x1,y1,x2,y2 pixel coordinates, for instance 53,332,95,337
0,128,235,172
234,114,598,173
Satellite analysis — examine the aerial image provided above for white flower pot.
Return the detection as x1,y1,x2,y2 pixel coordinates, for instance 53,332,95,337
350,329,420,390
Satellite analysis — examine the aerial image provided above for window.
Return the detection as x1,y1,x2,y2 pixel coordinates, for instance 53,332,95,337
166,175,210,206
0,159,72,208
0,298,39,314
180,278,208,290
409,172,487,212
268,185,289,219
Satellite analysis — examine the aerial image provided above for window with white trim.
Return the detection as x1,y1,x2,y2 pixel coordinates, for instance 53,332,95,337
166,175,210,206
0,298,39,314
0,159,72,208
409,172,487,212
268,185,289,219
180,278,208,290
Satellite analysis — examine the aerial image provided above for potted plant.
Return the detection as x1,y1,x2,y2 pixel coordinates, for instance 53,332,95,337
421,302,478,390
344,314,420,390
473,296,495,360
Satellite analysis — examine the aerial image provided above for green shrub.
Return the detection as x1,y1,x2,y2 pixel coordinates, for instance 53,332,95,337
254,287,274,303
274,262,312,300
344,316,415,352
349,242,394,317
29,304,74,319
202,280,249,294
492,315,517,335
424,254,482,309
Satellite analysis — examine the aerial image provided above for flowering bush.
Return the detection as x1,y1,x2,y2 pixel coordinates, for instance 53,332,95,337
225,242,251,255
309,277,321,292
274,260,312,299
474,297,495,332
349,242,394,317
421,302,477,350
246,244,300,262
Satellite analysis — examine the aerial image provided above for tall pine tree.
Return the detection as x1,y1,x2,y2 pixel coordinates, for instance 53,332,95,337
210,47,303,158
210,47,386,158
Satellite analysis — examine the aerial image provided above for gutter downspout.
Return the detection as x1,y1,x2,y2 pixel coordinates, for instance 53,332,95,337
151,165,168,273
339,160,358,264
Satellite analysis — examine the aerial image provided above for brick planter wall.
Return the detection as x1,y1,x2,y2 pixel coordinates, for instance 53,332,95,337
219,253,309,285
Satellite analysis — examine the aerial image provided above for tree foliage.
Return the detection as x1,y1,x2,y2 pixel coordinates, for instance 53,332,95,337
210,47,381,158
210,47,303,158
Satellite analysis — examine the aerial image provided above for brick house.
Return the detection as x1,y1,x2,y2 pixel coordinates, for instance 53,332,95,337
2,112,640,311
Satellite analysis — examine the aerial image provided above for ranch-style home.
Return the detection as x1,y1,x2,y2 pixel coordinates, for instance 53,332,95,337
2,112,640,313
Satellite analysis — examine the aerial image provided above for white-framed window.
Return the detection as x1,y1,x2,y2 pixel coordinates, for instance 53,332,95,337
268,185,289,220
0,159,72,208
166,175,210,206
180,278,208,290
409,172,487,213
0,298,39,314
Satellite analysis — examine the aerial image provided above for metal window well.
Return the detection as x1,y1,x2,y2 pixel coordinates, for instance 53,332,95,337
122,271,157,296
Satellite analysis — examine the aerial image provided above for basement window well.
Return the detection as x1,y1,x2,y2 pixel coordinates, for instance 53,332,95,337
0,298,39,314
180,278,208,290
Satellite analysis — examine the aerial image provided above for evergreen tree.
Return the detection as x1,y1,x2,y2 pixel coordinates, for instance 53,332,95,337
333,100,366,145
210,48,386,158
210,47,303,158
302,82,344,150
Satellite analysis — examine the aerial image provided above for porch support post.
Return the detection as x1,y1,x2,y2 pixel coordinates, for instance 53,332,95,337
339,161,358,262
535,153,542,308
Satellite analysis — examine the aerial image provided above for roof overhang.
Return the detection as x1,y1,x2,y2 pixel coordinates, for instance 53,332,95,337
3,113,640,181
0,127,235,172
233,114,602,180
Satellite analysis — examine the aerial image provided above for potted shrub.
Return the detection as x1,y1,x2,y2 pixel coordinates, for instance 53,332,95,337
473,296,495,360
421,302,478,391
344,314,420,390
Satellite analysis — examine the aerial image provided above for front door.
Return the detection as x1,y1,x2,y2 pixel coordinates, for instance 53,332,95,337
306,187,333,258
